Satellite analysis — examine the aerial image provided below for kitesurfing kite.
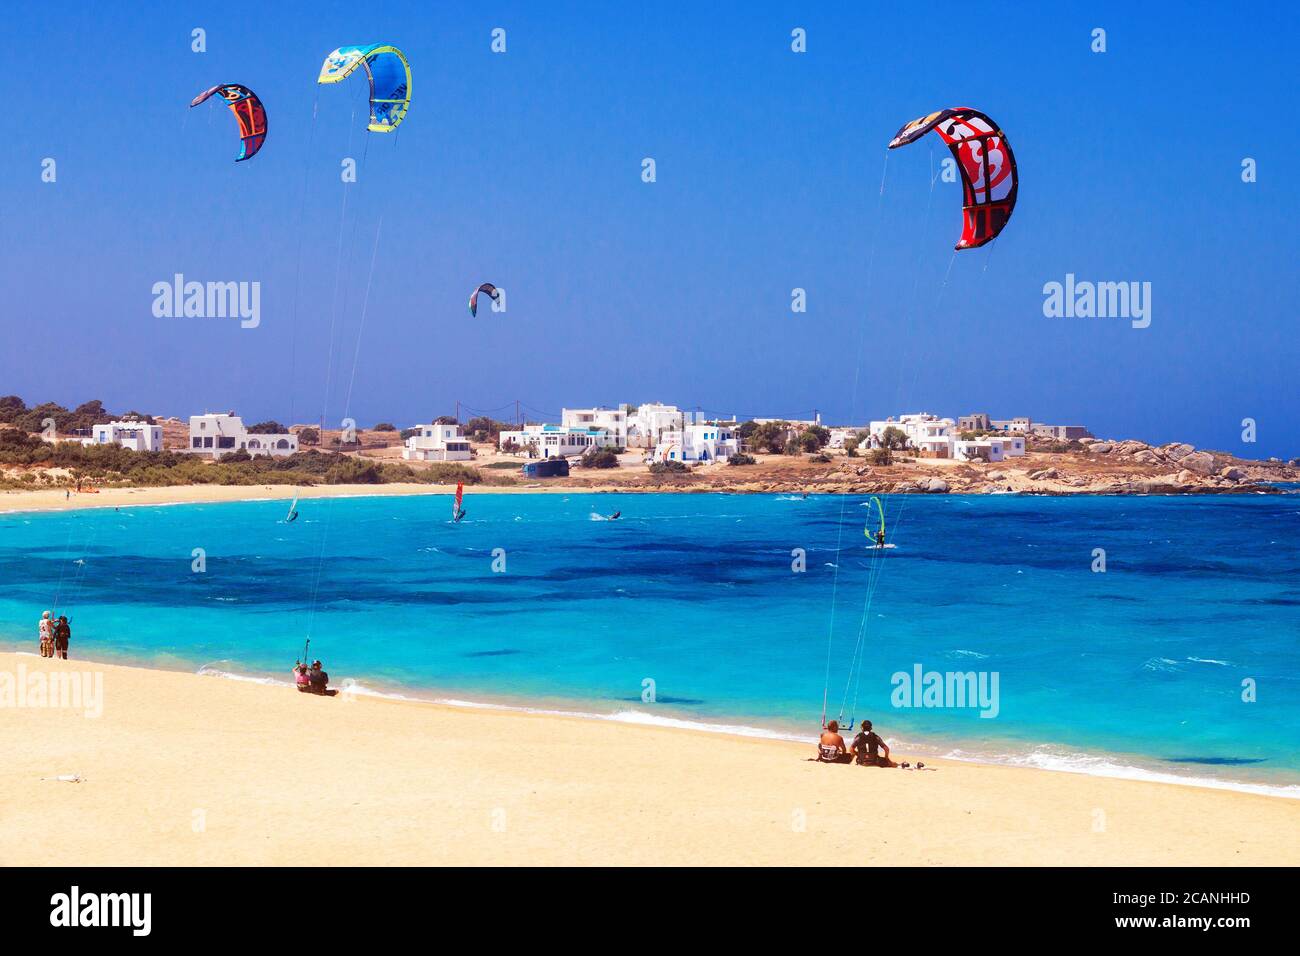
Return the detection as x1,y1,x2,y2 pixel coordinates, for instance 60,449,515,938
452,483,466,523
468,283,499,317
317,44,412,132
887,107,1018,250
189,84,267,161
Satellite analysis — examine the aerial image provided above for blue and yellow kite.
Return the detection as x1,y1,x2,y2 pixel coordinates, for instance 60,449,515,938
317,44,411,133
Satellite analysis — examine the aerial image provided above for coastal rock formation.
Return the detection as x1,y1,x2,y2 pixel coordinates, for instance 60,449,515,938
1180,451,1217,476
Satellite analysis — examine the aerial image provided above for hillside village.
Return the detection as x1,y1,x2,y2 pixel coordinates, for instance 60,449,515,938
1,396,1296,496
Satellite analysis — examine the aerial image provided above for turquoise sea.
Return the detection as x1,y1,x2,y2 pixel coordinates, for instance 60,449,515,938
3,490,1299,796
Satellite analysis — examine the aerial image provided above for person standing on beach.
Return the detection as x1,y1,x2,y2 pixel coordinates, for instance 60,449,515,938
54,616,71,660
38,611,54,658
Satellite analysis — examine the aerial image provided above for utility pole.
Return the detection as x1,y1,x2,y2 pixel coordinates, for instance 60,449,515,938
455,400,460,424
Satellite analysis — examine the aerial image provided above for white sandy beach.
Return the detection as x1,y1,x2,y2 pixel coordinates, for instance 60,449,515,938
0,482,577,516
2,652,1297,866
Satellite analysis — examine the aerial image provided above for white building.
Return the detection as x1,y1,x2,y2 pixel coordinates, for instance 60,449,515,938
187,413,298,458
85,420,163,452
869,413,955,449
561,407,628,448
403,423,471,461
625,403,684,448
828,427,867,450
953,436,1024,462
991,417,1033,433
499,424,610,459
654,422,739,463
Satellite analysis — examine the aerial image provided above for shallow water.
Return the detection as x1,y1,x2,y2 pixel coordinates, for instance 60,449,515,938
2,490,1298,794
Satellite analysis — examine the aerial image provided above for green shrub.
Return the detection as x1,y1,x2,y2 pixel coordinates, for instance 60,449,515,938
579,447,621,469
649,460,688,475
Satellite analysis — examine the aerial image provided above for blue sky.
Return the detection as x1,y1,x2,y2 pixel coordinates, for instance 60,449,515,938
2,1,1296,456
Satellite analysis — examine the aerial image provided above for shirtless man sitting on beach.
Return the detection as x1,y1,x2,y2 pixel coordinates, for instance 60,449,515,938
817,720,852,763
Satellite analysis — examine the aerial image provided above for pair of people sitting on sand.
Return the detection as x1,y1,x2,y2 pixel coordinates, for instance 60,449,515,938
818,719,897,767
292,659,330,695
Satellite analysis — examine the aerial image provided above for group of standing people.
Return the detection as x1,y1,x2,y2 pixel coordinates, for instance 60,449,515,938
38,611,71,659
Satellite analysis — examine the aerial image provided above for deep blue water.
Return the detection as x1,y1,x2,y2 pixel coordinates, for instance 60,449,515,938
3,491,1299,793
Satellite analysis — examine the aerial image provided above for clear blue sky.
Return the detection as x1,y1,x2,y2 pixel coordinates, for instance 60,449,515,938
2,1,1296,456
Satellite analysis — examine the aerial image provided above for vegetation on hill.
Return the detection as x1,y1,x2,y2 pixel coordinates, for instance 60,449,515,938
0,396,148,435
246,420,289,434
0,428,509,490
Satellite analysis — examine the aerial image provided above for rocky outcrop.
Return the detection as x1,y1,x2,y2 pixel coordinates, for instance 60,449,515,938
1180,451,1217,476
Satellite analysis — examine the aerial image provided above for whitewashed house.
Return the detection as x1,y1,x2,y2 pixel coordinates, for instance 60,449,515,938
561,407,628,448
869,413,955,451
998,435,1026,457
991,417,1033,433
403,423,472,461
954,438,1008,462
828,427,867,450
85,420,163,452
625,403,684,448
498,424,610,459
187,413,297,458
654,422,739,463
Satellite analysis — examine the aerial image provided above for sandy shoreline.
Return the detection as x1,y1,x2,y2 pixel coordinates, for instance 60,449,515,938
2,652,1297,866
0,482,587,515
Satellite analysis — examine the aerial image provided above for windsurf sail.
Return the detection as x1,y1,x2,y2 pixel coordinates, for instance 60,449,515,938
452,483,465,522
864,496,885,543
286,497,300,523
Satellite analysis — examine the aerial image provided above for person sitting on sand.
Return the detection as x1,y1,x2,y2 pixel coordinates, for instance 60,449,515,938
293,662,312,693
309,660,329,695
851,719,896,768
38,611,54,659
817,720,852,763
54,615,71,660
